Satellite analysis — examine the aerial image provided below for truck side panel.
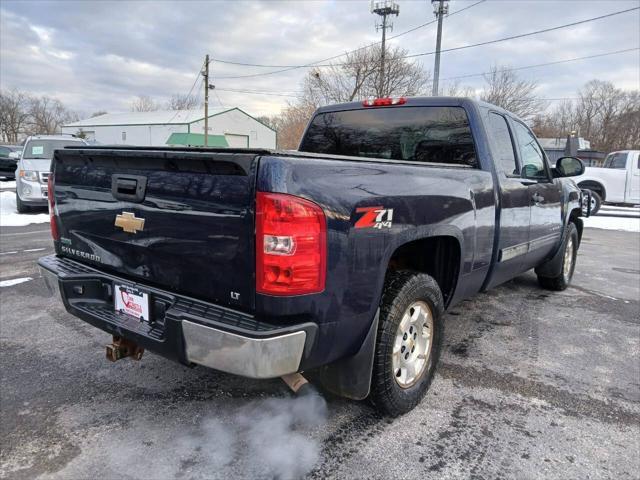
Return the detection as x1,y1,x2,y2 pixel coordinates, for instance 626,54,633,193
256,155,495,368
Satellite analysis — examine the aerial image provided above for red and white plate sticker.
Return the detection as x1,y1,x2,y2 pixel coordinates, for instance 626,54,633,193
114,285,150,321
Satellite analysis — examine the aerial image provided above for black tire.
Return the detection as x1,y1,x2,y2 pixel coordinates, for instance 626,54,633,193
537,222,579,291
587,191,602,216
370,270,444,417
15,193,30,213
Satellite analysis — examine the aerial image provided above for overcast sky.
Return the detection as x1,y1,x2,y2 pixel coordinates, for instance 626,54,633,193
1,0,638,118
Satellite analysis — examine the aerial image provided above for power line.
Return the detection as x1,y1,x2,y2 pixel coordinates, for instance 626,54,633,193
215,88,302,98
213,47,639,98
214,5,638,79
208,0,485,70
165,59,206,124
439,47,640,83
404,6,639,60
211,0,487,79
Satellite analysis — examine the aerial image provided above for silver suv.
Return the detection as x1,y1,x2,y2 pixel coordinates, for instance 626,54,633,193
15,135,87,212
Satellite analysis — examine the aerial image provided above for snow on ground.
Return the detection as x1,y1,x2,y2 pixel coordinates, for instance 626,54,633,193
0,180,16,190
0,191,49,227
584,206,640,233
598,206,640,217
0,277,33,287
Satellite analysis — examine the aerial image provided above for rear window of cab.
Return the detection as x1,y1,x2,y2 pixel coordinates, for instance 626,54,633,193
299,106,477,167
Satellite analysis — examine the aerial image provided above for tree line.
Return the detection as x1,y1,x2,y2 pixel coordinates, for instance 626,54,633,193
0,89,79,143
3,47,637,154
0,91,201,143
263,45,639,153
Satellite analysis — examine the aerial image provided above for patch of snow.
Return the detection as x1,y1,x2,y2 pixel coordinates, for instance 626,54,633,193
0,191,50,227
0,180,16,190
601,205,640,212
0,277,33,287
583,214,640,232
598,207,640,218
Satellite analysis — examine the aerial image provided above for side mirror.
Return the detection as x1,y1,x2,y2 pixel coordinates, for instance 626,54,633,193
555,156,585,177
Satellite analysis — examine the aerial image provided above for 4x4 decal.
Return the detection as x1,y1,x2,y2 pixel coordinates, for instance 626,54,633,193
355,206,394,229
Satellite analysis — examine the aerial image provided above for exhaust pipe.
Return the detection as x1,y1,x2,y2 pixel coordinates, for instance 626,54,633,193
106,335,144,362
281,372,319,397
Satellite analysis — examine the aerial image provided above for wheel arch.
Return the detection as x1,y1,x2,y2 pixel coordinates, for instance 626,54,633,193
386,233,462,309
577,180,606,201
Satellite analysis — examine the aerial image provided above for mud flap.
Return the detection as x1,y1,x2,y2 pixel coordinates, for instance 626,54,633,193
316,309,379,400
535,218,582,278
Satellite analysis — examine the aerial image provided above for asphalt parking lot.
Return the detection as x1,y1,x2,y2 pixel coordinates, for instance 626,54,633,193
1,200,639,479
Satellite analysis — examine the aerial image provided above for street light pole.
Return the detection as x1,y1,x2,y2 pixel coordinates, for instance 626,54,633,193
431,0,449,97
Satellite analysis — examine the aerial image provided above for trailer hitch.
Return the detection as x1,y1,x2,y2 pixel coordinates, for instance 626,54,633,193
106,335,144,362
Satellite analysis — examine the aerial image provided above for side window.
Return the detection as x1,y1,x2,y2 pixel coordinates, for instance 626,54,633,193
605,152,628,169
512,121,548,180
488,113,518,176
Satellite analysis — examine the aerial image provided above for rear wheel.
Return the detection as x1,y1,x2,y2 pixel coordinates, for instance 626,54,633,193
537,222,578,291
15,193,30,213
370,270,444,417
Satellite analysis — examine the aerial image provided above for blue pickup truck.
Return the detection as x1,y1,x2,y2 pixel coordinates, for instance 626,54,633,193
39,97,586,415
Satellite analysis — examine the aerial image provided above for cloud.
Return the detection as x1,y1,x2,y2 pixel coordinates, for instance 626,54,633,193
1,0,638,117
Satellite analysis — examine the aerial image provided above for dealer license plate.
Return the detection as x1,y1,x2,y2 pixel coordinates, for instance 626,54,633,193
114,284,150,321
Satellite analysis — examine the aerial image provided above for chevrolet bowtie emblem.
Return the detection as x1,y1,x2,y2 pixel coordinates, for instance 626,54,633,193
115,212,145,234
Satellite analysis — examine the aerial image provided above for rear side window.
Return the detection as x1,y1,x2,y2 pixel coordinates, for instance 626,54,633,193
487,113,518,176
299,106,477,167
603,152,628,169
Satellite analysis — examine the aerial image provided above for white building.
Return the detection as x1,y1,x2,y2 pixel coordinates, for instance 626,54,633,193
62,107,276,148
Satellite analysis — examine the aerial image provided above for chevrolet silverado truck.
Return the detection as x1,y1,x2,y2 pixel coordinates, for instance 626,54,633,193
574,150,640,214
39,97,586,416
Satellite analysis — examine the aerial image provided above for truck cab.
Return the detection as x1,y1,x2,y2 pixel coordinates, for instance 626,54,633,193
575,150,640,212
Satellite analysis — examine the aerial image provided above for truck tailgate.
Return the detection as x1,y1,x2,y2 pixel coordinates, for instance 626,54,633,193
52,148,258,311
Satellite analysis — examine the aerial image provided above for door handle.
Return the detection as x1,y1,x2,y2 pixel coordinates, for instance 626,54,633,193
531,192,544,204
112,174,147,203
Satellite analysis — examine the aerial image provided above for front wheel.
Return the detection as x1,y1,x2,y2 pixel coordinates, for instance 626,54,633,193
370,270,444,417
15,193,30,213
537,222,578,291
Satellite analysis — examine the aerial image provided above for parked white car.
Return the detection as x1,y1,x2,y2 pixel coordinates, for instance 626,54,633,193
15,135,87,213
574,150,640,214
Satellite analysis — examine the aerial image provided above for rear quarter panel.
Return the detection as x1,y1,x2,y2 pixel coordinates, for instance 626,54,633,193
256,155,495,368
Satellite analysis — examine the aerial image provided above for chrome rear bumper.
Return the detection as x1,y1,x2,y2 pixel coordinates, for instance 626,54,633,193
182,320,306,378
38,256,311,380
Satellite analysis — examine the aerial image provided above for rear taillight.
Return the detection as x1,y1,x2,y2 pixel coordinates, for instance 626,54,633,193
362,97,407,107
47,174,59,241
256,192,326,296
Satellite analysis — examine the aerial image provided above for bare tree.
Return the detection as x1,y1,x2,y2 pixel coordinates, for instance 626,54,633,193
533,80,639,152
480,66,544,121
29,96,78,135
271,101,316,150
302,45,430,106
165,93,200,110
443,81,476,98
0,89,31,142
130,95,157,112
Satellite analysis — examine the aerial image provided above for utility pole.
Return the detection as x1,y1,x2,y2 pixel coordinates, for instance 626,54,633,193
203,54,209,146
431,0,449,97
371,1,400,97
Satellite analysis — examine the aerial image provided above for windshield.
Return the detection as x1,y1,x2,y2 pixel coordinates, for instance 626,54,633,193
23,139,82,159
299,106,477,167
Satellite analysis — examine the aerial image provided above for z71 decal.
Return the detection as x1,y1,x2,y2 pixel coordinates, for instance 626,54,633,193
355,206,394,229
